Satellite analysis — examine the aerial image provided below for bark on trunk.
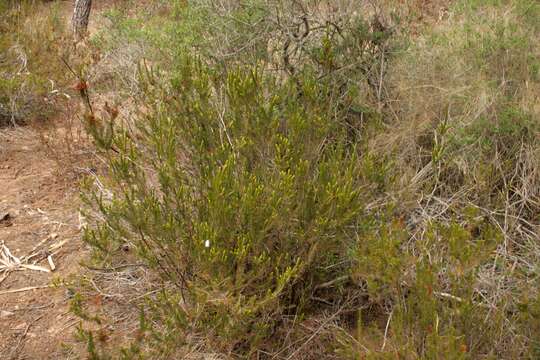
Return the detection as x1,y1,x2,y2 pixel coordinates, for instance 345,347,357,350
72,0,92,40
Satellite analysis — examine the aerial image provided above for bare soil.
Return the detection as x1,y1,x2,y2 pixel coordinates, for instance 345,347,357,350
0,2,148,357
0,126,86,359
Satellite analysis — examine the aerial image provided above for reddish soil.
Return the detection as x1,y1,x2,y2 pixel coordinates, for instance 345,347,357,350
0,126,85,359
0,2,145,357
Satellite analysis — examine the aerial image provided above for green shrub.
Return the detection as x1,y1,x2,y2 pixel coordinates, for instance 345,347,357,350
83,55,370,356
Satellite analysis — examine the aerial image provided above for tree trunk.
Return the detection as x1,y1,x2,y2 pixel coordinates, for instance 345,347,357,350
72,0,92,40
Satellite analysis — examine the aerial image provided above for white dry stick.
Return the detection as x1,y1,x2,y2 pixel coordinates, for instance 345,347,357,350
0,285,51,296
47,255,56,272
49,238,69,253
381,310,393,351
22,233,58,262
1,236,60,276
20,264,50,273
435,291,464,302
78,211,88,230
1,242,21,267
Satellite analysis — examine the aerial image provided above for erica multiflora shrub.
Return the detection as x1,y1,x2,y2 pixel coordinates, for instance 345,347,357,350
83,55,369,355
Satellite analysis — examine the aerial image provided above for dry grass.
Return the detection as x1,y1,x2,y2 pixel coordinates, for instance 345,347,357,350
0,1,73,126
364,1,540,356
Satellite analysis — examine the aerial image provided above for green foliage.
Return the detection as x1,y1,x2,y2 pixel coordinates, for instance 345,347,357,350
354,217,409,300
0,0,70,125
349,215,507,359
70,292,102,324
450,106,538,155
84,53,369,355
78,0,540,358
76,325,113,360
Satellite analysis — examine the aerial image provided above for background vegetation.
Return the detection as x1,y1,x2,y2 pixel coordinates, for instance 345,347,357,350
0,0,72,125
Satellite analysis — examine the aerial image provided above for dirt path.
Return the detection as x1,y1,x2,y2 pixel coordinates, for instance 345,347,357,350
0,2,150,358
0,127,85,360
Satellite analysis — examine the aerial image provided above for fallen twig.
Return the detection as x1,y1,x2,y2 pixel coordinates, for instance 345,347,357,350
22,233,58,262
47,255,56,271
0,285,52,296
1,234,63,277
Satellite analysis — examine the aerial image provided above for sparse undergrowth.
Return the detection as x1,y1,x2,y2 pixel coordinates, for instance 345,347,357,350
9,0,537,359
0,0,73,126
